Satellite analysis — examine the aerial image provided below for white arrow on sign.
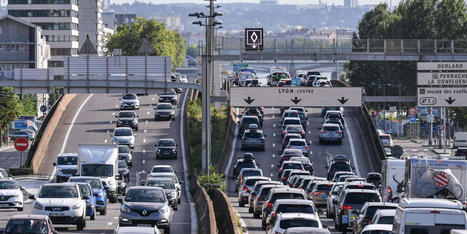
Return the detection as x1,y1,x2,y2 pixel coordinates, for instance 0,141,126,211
417,87,467,107
230,87,362,107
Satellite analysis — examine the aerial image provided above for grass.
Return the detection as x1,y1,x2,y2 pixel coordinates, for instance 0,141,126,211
235,213,244,234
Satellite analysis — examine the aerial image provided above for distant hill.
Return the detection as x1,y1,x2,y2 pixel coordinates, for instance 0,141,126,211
110,2,375,32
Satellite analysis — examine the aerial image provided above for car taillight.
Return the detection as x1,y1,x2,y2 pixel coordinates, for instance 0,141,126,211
338,130,343,134
342,205,353,210
301,131,305,134
267,202,273,208
328,192,332,196
252,194,257,198
287,146,291,149
279,169,284,174
305,146,308,149
239,176,242,184
312,191,323,196
282,177,286,181
242,186,248,191
284,131,288,135
272,212,277,218
257,196,261,201
320,130,325,133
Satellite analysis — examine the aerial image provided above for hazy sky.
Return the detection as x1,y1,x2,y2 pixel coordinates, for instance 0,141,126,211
111,0,400,6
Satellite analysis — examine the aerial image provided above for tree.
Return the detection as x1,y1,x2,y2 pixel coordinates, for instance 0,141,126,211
0,88,23,143
105,17,186,67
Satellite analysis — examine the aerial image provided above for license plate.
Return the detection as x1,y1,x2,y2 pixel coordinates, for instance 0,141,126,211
50,212,64,216
136,223,153,227
0,204,9,207
342,215,349,224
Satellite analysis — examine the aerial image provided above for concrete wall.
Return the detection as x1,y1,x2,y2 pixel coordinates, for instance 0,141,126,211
211,189,241,234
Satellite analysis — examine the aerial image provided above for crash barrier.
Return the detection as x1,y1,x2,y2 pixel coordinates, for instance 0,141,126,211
216,107,236,173
359,102,387,170
183,96,217,234
211,189,241,234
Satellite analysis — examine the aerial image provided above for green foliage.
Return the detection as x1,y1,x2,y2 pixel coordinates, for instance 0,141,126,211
0,88,23,141
198,166,226,193
21,95,37,116
105,17,186,67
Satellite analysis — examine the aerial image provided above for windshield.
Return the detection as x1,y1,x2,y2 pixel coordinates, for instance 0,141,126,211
147,180,175,189
331,162,351,171
0,181,17,189
152,167,172,173
284,119,300,125
287,125,302,132
69,178,102,190
81,164,113,177
118,161,127,168
283,164,303,170
157,104,173,110
77,184,92,197
279,219,319,229
324,126,339,131
125,189,166,202
5,219,49,234
286,112,299,118
118,112,136,118
245,179,266,186
57,156,77,165
377,216,394,224
271,193,304,202
158,140,175,147
118,146,129,153
366,207,396,218
344,192,380,204
242,170,261,178
39,186,78,198
242,117,258,125
122,94,136,100
276,204,315,214
244,132,263,138
316,184,334,192
115,129,132,136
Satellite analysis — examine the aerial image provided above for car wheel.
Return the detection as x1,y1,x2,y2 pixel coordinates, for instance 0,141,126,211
173,203,178,210
248,207,253,213
17,207,23,211
91,208,96,220
135,126,138,131
77,217,85,230
253,212,260,219
100,206,106,215
125,176,129,182
339,139,343,145
319,139,323,145
164,227,170,234
239,201,244,207
178,198,181,204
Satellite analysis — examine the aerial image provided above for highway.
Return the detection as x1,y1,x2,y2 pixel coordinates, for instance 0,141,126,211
226,107,377,234
0,92,193,233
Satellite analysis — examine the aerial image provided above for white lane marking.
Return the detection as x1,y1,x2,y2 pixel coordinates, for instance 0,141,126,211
345,116,361,177
272,143,276,147
143,139,146,143
52,94,94,182
147,111,150,115
142,160,145,164
142,149,146,154
152,97,155,101
144,129,147,133
271,164,274,168
107,222,113,226
113,217,118,220
273,133,276,137
112,112,115,116
179,90,198,234
270,173,274,177
104,139,107,143
273,124,276,128
146,120,149,124
115,104,118,108
107,130,109,134
308,131,311,134
0,146,14,152
309,140,312,145
272,154,275,158
109,120,112,124
272,115,275,119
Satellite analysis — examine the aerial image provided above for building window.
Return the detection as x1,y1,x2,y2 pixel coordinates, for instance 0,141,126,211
9,10,78,18
9,0,78,4
48,61,64,67
34,23,78,30
51,48,77,56
45,35,78,42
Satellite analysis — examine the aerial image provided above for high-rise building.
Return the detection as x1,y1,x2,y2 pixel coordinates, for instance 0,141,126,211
79,0,104,56
115,14,136,26
8,0,79,79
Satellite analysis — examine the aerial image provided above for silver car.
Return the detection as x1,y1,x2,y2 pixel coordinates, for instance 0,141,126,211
248,181,282,213
319,123,342,145
154,103,175,121
118,187,172,233
326,182,345,218
286,139,309,156
120,93,140,110
237,176,270,207
112,127,135,149
146,178,180,210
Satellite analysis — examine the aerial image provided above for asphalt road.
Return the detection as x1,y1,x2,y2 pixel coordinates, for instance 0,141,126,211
0,92,193,234
226,107,377,234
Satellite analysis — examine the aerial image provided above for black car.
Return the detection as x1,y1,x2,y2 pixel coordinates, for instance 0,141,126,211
243,108,263,124
155,138,178,159
158,89,178,105
118,145,133,166
238,116,261,137
118,160,130,182
326,155,353,180
233,158,257,179
321,107,341,118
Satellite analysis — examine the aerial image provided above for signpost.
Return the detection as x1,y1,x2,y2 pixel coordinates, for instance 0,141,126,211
14,138,29,168
409,115,416,123
417,72,467,86
417,62,467,71
417,87,467,107
230,87,362,107
245,28,263,51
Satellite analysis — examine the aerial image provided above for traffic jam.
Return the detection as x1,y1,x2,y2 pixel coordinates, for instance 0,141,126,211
230,66,467,234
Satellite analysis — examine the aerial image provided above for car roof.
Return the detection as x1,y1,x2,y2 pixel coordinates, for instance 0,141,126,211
239,168,261,172
289,139,306,142
43,183,77,187
274,199,315,206
242,115,258,119
363,202,398,208
286,125,303,128
69,176,100,180
158,138,175,142
374,209,396,216
323,123,339,127
284,117,301,121
285,227,330,234
115,127,132,131
270,187,304,193
147,177,173,182
0,179,17,183
149,172,176,176
244,176,269,181
283,160,303,164
399,198,463,209
278,213,319,220
9,214,50,220
362,224,393,232
128,186,164,191
57,153,78,157
344,189,379,194
152,165,173,168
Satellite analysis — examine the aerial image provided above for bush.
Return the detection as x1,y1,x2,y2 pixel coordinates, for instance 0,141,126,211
198,166,226,193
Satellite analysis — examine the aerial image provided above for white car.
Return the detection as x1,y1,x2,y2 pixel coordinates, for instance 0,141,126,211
120,93,140,110
113,127,135,149
0,180,23,211
372,209,396,225
31,183,87,230
268,213,323,234
360,224,393,234
115,226,161,234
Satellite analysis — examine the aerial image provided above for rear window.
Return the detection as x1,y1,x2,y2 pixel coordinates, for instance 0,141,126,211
284,164,303,170
289,140,305,146
271,193,304,202
276,204,315,214
279,219,319,229
245,179,265,186
316,184,334,191
242,170,261,178
327,113,342,118
237,162,255,168
324,126,339,131
344,192,380,204
284,119,300,125
244,132,263,138
331,162,351,171
380,135,391,140
365,206,396,218
242,117,258,125
346,185,376,190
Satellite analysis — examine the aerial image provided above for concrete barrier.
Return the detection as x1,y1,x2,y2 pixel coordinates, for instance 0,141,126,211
215,107,236,174
29,94,76,174
211,189,241,234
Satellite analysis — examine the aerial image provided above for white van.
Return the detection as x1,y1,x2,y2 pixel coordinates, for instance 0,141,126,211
393,198,467,234
454,132,467,148
381,159,405,202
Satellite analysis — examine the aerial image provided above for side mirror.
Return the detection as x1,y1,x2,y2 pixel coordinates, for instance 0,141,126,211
263,135,267,137
176,144,179,147
82,195,89,200
154,144,158,147
333,200,338,205
104,185,109,190
305,110,308,112
29,194,36,200
322,224,328,229
237,121,241,124
53,162,57,166
118,198,123,204
180,181,184,185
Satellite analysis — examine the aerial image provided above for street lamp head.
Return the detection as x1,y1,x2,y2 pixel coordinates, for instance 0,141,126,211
213,11,223,17
217,26,224,29
188,12,205,18
192,20,203,25
213,19,223,26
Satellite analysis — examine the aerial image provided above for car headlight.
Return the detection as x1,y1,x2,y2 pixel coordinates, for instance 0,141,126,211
157,149,161,153
160,206,169,214
121,205,131,213
34,202,43,210
14,193,20,198
172,149,176,152
56,168,62,171
94,192,103,197
170,191,177,197
72,203,81,210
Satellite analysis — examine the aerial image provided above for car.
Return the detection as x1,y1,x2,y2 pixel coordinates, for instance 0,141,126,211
31,183,87,230
304,177,328,196
261,187,307,229
324,117,344,137
158,89,178,105
455,147,467,157
360,224,393,234
118,160,130,182
267,200,319,231
332,171,355,182
10,129,35,141
319,123,343,145
284,227,331,234
53,153,79,183
151,165,175,174
154,103,175,121
284,125,305,139
297,176,314,191
116,111,139,131
0,179,23,211
241,128,266,151
289,156,313,174
74,182,96,220
146,177,180,210
325,110,345,125
341,182,377,193
117,179,127,196
268,213,323,234
118,187,172,233
118,145,133,166
312,76,329,87
284,170,311,186
282,133,302,151
326,182,345,218
279,149,304,165
281,117,302,135
236,168,263,192
3,215,58,234
278,161,304,180
286,139,309,157
248,181,282,213
309,182,335,207
352,202,398,234
318,80,331,87
155,138,178,159
115,226,161,234
379,133,393,148
146,172,182,198
371,209,396,225
326,155,354,180
232,158,258,179
120,93,140,110
290,175,312,189
238,176,270,207
243,108,264,124
113,127,135,149
0,168,8,179
253,184,287,219
239,116,261,137
343,177,366,184
333,189,382,231
321,107,342,118
68,176,108,215
282,110,300,122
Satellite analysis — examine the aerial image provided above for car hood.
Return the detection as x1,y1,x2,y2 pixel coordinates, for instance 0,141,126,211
158,146,176,150
113,136,133,142
124,202,166,211
155,109,174,113
0,189,21,196
57,165,77,170
121,99,138,103
36,198,80,206
118,168,129,174
117,117,136,121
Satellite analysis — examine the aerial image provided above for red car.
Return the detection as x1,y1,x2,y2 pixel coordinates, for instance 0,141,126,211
4,214,58,234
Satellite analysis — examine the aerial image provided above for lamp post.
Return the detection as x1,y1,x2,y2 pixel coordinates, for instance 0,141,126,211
189,2,223,175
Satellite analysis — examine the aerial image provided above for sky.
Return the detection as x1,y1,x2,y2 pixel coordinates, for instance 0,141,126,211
110,0,401,6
